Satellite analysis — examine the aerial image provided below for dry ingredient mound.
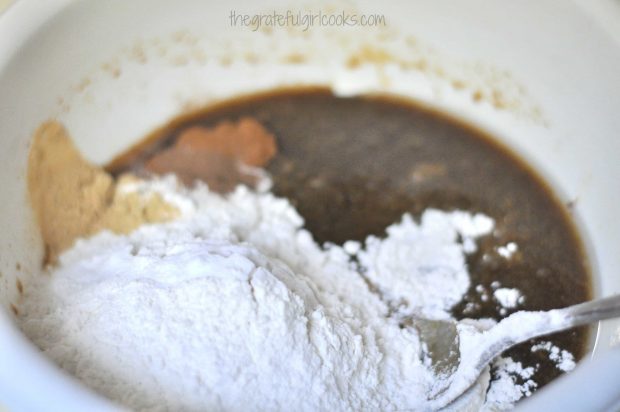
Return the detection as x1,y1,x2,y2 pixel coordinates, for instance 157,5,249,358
19,175,539,412
21,123,551,412
27,121,178,263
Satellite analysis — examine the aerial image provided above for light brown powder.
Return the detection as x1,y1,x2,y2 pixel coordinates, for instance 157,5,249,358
28,121,178,263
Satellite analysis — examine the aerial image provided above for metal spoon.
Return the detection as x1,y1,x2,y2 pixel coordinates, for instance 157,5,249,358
410,294,620,410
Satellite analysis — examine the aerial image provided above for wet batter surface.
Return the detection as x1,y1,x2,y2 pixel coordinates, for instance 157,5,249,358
108,88,592,392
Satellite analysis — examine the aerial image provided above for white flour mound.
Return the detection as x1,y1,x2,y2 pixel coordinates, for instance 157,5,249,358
19,177,543,411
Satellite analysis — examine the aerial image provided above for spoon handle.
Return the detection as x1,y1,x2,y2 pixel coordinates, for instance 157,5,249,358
562,294,620,327
477,294,620,380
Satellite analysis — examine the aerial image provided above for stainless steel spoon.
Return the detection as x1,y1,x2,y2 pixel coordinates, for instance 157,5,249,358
410,294,620,410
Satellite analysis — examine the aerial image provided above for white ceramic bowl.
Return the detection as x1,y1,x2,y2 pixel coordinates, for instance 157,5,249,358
1,0,620,410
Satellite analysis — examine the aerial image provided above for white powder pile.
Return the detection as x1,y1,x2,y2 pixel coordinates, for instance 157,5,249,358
19,177,553,411
531,341,576,372
496,242,518,259
358,211,493,319
484,357,537,410
493,288,522,309
493,287,524,316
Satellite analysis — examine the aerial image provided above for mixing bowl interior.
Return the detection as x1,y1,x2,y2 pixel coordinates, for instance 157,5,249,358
1,0,619,409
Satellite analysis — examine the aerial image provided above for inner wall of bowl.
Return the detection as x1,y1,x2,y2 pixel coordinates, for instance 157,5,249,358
1,0,619,367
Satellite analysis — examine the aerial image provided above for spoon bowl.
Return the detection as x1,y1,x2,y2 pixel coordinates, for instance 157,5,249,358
411,294,620,410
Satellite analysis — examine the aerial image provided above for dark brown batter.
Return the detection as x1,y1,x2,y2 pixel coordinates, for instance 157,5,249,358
107,87,592,393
